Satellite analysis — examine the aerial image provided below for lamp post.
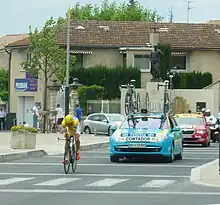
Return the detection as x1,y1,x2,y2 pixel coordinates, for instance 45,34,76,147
64,8,71,116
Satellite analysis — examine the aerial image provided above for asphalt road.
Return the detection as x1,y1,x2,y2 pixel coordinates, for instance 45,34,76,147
0,143,220,205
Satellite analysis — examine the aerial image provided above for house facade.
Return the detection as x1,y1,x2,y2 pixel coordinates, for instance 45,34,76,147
6,20,220,123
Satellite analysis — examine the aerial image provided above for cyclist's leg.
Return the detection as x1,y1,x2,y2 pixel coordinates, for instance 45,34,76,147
75,126,81,160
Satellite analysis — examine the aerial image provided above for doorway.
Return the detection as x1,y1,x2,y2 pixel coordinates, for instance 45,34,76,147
17,96,34,125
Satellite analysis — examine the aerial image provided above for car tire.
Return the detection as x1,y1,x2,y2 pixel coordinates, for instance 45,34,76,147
110,156,119,162
202,140,209,147
166,144,174,163
107,127,111,136
84,126,91,134
175,145,183,160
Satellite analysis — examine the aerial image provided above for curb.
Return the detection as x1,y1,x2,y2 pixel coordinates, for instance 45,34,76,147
80,142,109,151
190,159,220,187
0,150,48,162
0,142,109,162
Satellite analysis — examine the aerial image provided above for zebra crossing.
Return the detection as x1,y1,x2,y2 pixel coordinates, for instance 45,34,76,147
0,176,180,189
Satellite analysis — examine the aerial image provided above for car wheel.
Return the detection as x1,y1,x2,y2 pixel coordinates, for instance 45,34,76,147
202,140,209,147
110,156,119,162
175,145,183,160
84,126,91,134
208,139,211,146
107,127,111,136
166,144,174,163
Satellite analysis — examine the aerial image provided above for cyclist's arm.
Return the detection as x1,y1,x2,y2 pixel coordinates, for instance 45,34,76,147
61,120,68,135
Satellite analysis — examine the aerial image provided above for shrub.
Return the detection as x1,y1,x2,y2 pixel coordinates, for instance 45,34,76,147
11,125,38,133
77,85,104,114
173,71,212,89
70,66,141,100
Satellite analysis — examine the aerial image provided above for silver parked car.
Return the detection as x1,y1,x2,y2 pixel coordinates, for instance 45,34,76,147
82,113,125,136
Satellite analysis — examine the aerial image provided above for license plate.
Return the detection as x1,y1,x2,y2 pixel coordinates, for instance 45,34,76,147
128,144,146,148
184,135,192,138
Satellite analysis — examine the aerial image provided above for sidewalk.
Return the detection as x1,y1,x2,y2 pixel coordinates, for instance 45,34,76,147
190,159,220,187
0,131,109,162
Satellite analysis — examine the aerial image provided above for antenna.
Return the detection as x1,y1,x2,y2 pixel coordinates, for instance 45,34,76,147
185,0,195,23
168,6,174,23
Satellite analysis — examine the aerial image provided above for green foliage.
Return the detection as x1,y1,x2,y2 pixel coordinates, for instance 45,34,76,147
157,44,172,80
77,85,104,113
172,71,212,89
21,17,75,84
11,125,38,133
70,66,141,100
0,69,8,102
65,0,163,21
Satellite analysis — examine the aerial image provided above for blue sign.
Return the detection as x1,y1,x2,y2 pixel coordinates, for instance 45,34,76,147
26,72,38,79
14,79,38,92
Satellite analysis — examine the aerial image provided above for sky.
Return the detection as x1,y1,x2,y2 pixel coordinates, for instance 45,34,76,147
1,0,220,36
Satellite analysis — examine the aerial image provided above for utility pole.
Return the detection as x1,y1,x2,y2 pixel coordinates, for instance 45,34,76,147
65,7,71,115
186,0,192,23
168,6,174,23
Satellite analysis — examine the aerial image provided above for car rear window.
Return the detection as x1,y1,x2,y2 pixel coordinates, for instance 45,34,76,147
174,117,204,125
120,117,168,129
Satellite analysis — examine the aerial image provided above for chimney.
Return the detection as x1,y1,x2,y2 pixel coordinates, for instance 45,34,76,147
149,27,159,46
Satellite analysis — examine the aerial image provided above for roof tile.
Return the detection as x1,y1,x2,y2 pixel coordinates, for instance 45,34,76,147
7,20,220,49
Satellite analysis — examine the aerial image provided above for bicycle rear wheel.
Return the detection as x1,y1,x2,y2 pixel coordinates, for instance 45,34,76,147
63,149,71,174
124,92,130,115
71,142,77,172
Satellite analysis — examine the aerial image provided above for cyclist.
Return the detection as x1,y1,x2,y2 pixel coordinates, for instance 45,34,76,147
61,114,81,162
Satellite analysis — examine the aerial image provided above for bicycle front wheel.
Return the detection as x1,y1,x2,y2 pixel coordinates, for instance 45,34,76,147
63,149,71,174
71,143,77,172
136,92,141,112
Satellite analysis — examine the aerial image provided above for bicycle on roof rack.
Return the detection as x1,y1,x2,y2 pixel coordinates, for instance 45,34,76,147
120,79,141,115
157,80,171,114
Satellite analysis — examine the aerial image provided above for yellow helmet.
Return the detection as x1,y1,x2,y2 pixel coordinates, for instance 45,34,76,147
65,114,73,124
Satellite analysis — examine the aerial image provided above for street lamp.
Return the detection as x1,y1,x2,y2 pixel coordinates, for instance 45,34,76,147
64,8,71,116
64,8,85,116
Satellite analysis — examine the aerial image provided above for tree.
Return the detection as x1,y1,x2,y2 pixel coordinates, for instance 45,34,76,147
21,17,75,132
0,69,8,102
68,0,163,22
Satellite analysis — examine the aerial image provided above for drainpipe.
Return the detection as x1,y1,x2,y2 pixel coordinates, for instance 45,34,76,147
5,48,11,114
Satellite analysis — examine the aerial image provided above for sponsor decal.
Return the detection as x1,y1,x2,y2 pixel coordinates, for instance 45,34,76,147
125,136,151,141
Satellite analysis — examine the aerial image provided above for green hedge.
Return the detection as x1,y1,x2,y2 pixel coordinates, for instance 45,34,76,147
172,71,212,89
70,66,141,100
158,44,172,80
77,85,104,114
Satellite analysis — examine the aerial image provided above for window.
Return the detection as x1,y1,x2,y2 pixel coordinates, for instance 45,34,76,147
196,102,206,112
133,55,151,71
120,117,168,129
174,117,205,126
171,55,187,70
88,115,100,121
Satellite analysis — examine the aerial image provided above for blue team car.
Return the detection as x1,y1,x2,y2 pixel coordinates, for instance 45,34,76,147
109,110,183,163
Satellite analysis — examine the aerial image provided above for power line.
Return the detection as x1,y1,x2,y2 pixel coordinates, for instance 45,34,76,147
168,6,174,23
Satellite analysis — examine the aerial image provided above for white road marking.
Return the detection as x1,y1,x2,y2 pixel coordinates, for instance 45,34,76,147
0,177,34,185
34,178,81,186
85,178,128,187
0,173,189,178
183,152,217,155
46,156,216,160
0,189,220,195
0,162,196,168
139,180,176,188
